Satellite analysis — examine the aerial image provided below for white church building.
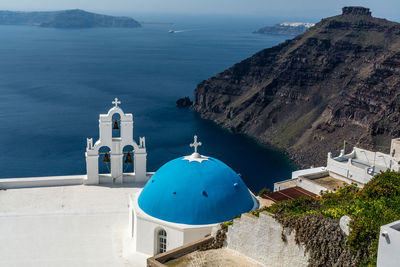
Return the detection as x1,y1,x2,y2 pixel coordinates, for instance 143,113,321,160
130,135,258,256
0,99,258,266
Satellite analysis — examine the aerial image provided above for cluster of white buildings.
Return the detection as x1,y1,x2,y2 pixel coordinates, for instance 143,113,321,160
279,22,315,28
274,138,400,196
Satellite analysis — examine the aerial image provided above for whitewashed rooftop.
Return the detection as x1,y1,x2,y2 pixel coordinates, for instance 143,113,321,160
0,181,147,267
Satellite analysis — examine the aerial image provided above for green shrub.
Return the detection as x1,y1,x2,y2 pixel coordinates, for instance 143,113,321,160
220,221,233,230
257,187,270,196
220,215,241,229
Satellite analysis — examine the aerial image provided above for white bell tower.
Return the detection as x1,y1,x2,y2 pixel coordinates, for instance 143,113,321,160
85,98,147,185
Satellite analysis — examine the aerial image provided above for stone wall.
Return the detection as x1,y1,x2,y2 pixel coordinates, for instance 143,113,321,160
226,212,309,267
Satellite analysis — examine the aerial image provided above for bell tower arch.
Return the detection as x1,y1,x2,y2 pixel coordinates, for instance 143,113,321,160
85,98,147,185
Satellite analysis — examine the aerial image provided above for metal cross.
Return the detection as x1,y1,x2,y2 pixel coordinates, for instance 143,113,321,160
112,98,121,107
190,135,202,154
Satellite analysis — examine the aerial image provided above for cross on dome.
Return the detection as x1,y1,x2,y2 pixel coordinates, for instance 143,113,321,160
183,135,209,163
112,98,121,107
190,135,202,154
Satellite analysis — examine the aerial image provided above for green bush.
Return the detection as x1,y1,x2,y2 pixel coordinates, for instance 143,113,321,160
220,215,241,229
257,187,270,196
220,221,233,230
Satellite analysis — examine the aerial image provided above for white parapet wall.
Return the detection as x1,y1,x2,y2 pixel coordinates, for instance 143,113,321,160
0,173,154,190
352,147,393,171
227,212,309,267
0,175,85,189
291,167,326,179
327,153,373,185
275,167,327,192
377,220,400,267
274,178,297,192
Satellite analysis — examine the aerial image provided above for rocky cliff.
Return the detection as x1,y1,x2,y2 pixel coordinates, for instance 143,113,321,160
194,7,400,168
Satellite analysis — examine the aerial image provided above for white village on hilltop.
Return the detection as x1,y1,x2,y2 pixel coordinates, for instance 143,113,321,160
0,99,399,266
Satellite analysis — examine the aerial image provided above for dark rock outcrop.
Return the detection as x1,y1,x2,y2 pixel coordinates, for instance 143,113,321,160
176,97,193,108
342,6,371,16
0,9,141,28
193,7,400,168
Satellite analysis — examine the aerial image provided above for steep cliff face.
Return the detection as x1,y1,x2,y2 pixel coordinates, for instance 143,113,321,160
194,7,400,167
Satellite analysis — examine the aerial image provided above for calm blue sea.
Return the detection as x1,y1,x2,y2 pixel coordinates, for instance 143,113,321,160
0,14,297,192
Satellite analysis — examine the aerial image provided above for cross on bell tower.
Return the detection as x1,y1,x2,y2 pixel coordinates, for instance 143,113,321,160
112,98,121,107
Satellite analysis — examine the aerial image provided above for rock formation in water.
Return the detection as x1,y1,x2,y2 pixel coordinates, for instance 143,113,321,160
176,97,193,108
0,9,141,28
193,7,400,167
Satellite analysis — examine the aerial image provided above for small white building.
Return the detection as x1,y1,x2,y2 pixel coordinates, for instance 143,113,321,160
274,139,400,195
377,220,400,267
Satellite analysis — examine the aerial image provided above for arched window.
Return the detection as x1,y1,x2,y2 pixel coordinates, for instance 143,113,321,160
123,145,134,173
112,113,121,138
157,229,167,254
98,146,111,174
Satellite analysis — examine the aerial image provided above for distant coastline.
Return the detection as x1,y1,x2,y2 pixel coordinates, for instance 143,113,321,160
254,22,315,35
139,21,174,25
0,9,141,29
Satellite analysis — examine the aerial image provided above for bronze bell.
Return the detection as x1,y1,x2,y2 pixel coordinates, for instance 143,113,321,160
125,152,133,163
113,120,119,130
103,153,110,163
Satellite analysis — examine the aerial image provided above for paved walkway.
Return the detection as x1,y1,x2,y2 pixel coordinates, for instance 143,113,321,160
165,248,265,267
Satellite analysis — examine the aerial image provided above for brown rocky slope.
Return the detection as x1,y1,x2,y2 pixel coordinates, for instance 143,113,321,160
193,7,400,168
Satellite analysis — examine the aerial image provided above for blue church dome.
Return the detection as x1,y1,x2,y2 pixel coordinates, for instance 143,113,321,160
138,155,255,225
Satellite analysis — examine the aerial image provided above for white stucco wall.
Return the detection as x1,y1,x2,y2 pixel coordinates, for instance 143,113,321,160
227,212,309,267
134,215,185,255
183,227,214,244
377,220,400,267
390,138,400,170
130,192,215,257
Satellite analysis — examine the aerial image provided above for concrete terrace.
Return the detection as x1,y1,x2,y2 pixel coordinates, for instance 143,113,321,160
0,182,147,267
311,176,345,191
